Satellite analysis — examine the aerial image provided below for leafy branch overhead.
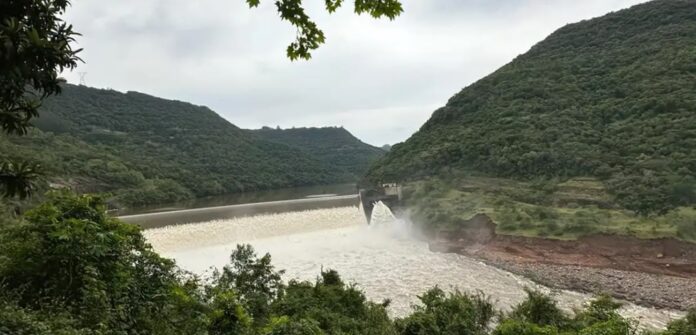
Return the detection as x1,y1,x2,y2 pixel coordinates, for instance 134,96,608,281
246,0,403,60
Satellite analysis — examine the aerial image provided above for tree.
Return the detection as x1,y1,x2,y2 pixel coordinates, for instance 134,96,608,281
0,160,42,200
272,269,396,334
509,289,569,328
0,0,81,199
207,290,254,335
246,0,403,60
207,244,286,329
664,309,696,335
0,191,208,333
395,287,494,335
0,0,81,135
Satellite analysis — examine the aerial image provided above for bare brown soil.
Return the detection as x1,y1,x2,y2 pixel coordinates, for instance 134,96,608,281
429,214,696,310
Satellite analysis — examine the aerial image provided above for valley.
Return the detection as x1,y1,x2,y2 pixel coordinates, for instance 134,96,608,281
2,0,696,334
1,84,383,209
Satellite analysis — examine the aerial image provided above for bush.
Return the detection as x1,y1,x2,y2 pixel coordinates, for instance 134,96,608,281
263,317,325,335
663,309,696,335
0,191,207,334
493,319,559,335
574,295,624,326
510,289,570,328
207,244,285,329
675,216,696,241
117,178,194,206
525,206,559,221
207,290,253,335
577,318,638,335
272,270,396,335
565,209,604,235
0,298,88,335
396,287,494,335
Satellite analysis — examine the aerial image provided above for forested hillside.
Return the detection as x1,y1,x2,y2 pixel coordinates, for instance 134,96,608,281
367,0,696,215
0,84,356,207
251,126,384,178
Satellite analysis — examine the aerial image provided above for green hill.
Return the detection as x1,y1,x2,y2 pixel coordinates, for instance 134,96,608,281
0,84,357,207
250,126,384,178
367,0,696,216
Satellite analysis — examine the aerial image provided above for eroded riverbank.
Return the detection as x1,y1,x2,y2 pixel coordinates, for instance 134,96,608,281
428,213,696,311
491,261,696,311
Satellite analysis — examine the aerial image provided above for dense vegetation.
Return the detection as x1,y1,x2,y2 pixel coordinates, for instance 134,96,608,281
1,192,694,334
0,0,81,200
403,174,696,242
0,84,379,207
366,0,696,216
251,126,384,179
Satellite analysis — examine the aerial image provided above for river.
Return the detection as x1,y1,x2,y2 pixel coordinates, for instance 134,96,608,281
140,195,683,330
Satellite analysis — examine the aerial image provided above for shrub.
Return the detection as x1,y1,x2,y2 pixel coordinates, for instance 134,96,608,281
0,191,207,333
577,318,638,335
574,295,624,326
493,319,559,335
208,244,285,329
263,317,325,335
510,289,570,328
675,216,696,241
396,288,494,335
663,309,696,335
273,270,395,335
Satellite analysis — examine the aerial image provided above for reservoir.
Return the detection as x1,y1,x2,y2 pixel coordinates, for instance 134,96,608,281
136,188,683,330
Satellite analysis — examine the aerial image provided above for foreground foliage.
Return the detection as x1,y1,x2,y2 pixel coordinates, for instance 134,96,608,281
1,192,694,334
0,0,80,136
366,0,696,216
0,192,208,333
0,0,81,200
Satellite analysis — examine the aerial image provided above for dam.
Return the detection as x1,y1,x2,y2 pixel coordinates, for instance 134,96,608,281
140,196,683,329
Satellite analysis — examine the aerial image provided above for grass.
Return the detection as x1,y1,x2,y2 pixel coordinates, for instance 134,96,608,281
403,175,696,243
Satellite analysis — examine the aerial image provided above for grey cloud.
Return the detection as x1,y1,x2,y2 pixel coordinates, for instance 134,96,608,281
62,0,648,146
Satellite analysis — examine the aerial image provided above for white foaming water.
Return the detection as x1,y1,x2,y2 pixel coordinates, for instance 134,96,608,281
144,203,683,329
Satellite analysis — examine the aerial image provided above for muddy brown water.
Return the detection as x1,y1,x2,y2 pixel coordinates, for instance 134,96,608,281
140,200,684,330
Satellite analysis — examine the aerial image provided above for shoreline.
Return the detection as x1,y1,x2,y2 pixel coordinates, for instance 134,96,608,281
428,214,696,312
478,257,696,311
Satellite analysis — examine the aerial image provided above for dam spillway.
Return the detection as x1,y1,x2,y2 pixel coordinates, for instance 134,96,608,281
120,194,358,228
143,201,683,329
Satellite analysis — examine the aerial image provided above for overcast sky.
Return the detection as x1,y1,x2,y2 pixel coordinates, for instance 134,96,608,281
61,0,647,146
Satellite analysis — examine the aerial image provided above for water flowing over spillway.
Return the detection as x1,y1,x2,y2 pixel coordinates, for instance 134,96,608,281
144,203,682,329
